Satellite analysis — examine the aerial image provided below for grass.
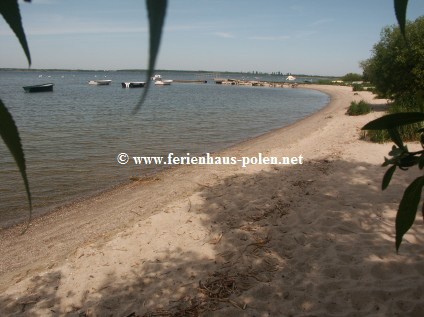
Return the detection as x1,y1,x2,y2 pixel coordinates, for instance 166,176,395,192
361,97,424,142
347,100,372,116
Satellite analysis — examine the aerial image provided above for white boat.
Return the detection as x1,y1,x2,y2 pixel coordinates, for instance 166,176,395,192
151,74,162,80
154,79,173,86
121,81,145,88
88,79,112,85
286,75,296,81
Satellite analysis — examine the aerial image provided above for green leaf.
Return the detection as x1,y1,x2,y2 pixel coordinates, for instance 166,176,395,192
362,112,424,130
388,146,403,157
394,0,408,37
388,128,404,149
399,155,419,169
134,0,168,113
0,0,31,66
419,153,424,169
396,176,424,252
382,165,396,190
0,99,32,222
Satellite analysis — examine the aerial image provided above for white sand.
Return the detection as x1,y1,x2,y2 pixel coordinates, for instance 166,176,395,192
1,85,423,316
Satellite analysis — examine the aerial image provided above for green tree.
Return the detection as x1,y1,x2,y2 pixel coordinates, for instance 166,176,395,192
341,72,363,82
361,16,424,99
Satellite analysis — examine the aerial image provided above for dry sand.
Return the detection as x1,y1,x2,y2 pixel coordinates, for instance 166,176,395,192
1,85,423,316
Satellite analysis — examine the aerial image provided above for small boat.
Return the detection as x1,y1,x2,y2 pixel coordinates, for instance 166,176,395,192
88,80,112,85
121,82,145,88
23,83,54,93
286,75,296,81
151,74,162,80
154,80,173,86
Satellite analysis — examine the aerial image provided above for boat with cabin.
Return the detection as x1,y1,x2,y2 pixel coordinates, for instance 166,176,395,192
151,74,172,85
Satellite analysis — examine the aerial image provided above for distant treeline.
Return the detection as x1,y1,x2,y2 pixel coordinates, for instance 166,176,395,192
0,68,339,78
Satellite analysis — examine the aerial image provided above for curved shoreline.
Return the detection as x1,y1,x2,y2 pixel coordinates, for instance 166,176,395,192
0,85,336,284
1,85,329,229
0,85,363,288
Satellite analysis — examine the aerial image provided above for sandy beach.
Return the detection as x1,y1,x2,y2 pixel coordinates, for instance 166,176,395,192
1,84,423,316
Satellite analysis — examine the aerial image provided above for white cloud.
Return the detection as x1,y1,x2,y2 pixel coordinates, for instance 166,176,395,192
248,35,290,41
213,32,235,38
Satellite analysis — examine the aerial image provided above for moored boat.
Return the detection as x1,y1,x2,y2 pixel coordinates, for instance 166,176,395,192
154,79,173,86
121,82,145,88
23,83,54,93
88,80,112,85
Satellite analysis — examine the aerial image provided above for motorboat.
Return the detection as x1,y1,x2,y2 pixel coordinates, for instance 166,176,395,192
154,80,173,86
88,80,112,85
121,82,145,88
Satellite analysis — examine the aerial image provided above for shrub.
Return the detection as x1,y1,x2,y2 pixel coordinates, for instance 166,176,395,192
360,16,424,98
352,84,365,91
317,79,335,85
347,100,372,116
342,72,363,82
361,96,424,142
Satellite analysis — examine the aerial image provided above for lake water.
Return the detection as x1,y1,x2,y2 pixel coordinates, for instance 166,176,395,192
0,70,329,227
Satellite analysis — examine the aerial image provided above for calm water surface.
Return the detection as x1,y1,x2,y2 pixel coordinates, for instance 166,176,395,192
0,70,329,227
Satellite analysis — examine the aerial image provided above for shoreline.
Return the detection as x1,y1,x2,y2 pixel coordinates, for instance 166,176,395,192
0,85,335,283
2,85,424,316
1,85,330,230
0,85,345,282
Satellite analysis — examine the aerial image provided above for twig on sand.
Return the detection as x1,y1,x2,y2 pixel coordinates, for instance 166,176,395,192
208,232,223,245
187,197,192,213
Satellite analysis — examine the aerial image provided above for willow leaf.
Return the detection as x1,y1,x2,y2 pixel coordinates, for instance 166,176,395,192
134,0,168,113
362,112,424,130
388,128,404,149
0,0,31,66
396,176,424,252
394,0,408,37
0,99,32,222
382,165,396,190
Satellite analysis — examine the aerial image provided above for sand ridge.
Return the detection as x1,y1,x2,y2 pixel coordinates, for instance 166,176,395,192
1,85,424,316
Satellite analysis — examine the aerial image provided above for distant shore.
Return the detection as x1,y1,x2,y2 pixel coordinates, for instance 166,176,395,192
1,85,424,316
0,68,340,79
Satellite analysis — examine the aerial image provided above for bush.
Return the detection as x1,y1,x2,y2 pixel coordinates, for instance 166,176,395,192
347,100,372,116
352,84,365,91
317,79,335,85
361,16,424,98
342,72,363,82
361,96,424,142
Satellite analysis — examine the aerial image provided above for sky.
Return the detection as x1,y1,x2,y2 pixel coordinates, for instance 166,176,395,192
1,0,423,76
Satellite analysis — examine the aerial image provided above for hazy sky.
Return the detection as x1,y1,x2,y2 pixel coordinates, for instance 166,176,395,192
1,0,423,75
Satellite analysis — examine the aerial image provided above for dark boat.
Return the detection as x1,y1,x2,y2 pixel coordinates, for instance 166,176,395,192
121,82,145,88
23,83,54,93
